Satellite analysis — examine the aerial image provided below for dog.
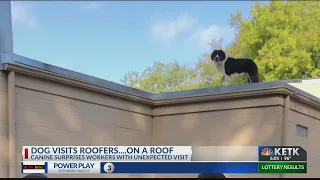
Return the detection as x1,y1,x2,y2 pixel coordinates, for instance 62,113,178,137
211,50,259,86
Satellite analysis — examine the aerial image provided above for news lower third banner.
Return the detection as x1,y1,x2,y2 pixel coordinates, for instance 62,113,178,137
21,146,307,174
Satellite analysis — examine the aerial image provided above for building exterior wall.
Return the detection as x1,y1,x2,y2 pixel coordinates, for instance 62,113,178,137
0,72,9,177
13,74,154,178
0,71,320,178
282,98,320,178
152,96,285,178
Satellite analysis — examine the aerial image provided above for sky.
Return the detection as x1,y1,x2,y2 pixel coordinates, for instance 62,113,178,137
11,1,262,84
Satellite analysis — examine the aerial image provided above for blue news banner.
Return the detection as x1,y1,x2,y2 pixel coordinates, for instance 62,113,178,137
100,162,257,174
22,162,257,174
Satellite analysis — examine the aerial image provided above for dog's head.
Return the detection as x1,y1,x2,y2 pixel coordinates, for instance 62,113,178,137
211,50,226,66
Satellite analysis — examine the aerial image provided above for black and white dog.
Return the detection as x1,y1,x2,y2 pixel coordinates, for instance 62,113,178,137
211,50,259,86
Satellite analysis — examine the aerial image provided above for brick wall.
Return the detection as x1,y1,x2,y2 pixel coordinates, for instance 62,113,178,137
282,99,320,178
0,72,8,177
14,74,153,178
153,97,284,178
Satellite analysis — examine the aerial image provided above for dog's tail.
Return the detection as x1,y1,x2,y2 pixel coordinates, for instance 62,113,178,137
249,62,259,83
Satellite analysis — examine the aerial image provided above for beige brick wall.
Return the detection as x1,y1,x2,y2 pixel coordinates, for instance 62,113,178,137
0,72,9,178
153,98,285,178
13,74,153,178
153,106,283,146
282,99,320,178
1,72,319,178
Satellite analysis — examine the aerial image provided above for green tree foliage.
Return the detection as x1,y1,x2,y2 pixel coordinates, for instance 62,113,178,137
122,1,320,93
122,59,218,93
122,61,198,93
230,1,320,81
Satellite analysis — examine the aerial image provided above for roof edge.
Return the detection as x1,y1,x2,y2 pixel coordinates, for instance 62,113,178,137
154,81,320,107
3,53,154,102
2,53,320,108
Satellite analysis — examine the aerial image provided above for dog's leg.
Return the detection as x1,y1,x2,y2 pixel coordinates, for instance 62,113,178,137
219,74,225,86
224,75,231,86
244,73,249,83
247,73,252,83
